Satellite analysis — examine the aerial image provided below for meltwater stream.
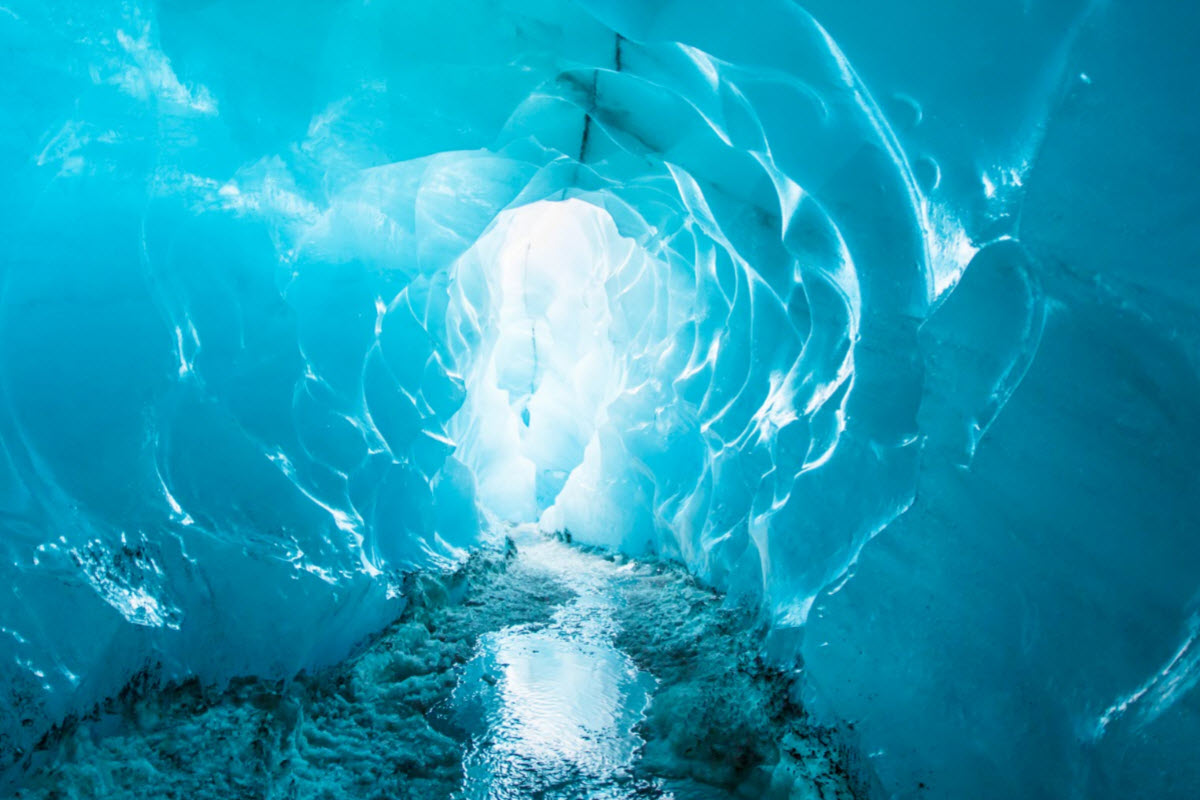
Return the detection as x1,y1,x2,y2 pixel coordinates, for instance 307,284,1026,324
9,532,862,799
452,530,657,798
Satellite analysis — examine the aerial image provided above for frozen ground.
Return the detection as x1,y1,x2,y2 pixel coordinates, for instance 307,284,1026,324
8,530,864,799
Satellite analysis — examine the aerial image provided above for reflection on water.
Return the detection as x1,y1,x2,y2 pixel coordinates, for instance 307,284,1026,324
452,533,656,799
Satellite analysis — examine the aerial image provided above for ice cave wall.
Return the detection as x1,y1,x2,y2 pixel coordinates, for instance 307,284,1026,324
1,0,1198,797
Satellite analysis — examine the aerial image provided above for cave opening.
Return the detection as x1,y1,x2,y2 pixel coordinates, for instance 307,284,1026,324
446,198,686,530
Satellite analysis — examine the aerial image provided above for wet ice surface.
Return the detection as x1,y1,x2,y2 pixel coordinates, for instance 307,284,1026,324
9,534,860,799
453,533,657,798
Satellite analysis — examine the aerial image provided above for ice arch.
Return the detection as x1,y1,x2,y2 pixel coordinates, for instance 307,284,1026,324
1,0,1199,798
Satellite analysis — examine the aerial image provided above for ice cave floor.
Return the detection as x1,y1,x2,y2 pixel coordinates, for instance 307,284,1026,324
9,531,865,800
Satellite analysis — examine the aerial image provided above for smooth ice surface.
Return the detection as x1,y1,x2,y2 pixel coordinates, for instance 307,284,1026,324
1,0,1198,797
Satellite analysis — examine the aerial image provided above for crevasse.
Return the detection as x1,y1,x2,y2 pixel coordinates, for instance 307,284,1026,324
1,0,1198,798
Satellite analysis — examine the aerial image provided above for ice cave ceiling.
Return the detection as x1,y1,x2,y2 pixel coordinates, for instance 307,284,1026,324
1,0,1199,797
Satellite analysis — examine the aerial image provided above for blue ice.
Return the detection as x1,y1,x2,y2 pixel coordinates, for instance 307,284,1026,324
1,0,1198,797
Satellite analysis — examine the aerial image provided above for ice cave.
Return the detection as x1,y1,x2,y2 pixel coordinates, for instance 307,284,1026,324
1,0,1198,797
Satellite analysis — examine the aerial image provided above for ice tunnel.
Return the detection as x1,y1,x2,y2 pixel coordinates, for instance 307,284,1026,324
1,0,1199,797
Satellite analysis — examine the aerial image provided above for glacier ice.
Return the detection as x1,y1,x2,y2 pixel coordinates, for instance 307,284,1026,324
1,0,1198,797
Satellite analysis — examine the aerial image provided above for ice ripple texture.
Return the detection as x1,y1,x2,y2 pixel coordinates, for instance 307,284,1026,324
0,1,1198,798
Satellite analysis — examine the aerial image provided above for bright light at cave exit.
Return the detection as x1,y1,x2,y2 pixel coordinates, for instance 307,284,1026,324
449,199,645,527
